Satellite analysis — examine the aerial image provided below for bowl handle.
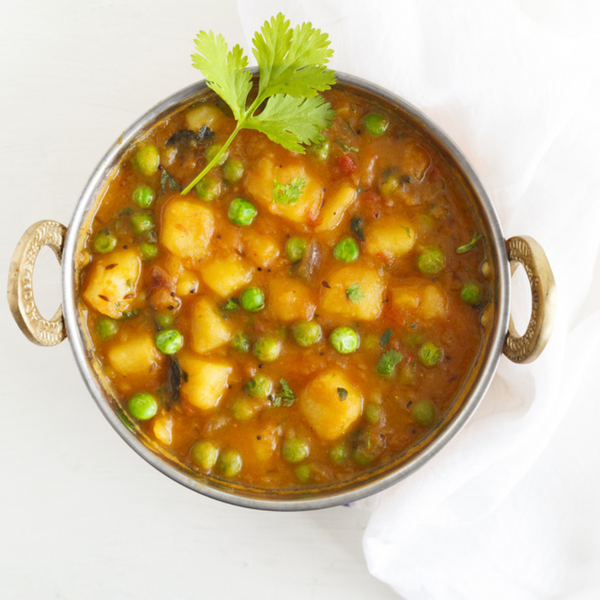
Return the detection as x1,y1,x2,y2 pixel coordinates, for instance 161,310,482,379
7,220,68,346
503,235,556,363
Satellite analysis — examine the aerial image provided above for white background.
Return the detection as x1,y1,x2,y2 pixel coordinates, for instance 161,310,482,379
2,1,599,599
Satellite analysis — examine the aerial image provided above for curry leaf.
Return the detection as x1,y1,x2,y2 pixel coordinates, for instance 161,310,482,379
381,328,392,348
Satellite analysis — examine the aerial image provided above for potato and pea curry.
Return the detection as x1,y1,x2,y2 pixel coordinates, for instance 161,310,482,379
78,85,489,491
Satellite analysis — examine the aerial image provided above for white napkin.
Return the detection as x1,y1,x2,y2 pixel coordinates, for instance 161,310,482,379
237,1,600,597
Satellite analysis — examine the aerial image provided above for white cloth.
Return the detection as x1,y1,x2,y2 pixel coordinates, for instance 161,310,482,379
237,1,600,598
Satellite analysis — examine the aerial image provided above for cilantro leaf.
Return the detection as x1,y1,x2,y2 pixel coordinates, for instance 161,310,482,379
377,349,403,376
456,232,482,254
220,297,239,312
271,378,296,407
252,14,336,99
346,284,365,304
381,328,392,348
183,14,336,194
245,94,336,153
192,31,252,121
273,177,305,205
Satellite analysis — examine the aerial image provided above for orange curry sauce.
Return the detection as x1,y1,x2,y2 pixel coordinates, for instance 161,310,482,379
79,88,489,490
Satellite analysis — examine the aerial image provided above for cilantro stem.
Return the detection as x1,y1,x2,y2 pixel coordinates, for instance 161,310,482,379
181,123,242,195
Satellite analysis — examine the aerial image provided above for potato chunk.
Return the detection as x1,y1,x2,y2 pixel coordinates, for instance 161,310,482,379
107,332,163,377
199,256,254,297
82,249,141,319
243,230,280,268
191,297,231,354
178,353,232,411
364,217,416,262
320,266,385,321
315,185,357,232
299,370,362,440
245,157,324,224
268,278,316,322
401,141,430,180
391,282,448,323
153,412,173,445
160,196,214,261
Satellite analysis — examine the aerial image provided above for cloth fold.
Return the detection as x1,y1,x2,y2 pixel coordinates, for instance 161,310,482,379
237,1,600,597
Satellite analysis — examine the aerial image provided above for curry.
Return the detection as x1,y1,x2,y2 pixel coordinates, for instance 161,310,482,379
78,86,489,490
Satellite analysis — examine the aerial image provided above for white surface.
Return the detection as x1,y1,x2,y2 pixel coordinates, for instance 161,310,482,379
3,1,600,600
238,2,600,599
0,2,398,599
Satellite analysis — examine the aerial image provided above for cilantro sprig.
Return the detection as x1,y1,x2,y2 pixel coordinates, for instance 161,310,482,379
270,378,297,407
182,14,337,195
377,349,403,376
273,177,305,205
346,284,365,304
456,232,482,254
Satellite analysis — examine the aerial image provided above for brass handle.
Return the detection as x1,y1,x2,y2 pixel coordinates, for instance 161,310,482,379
7,220,68,346
503,235,556,363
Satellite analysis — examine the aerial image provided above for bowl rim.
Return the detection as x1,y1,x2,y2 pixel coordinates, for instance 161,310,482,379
61,70,510,511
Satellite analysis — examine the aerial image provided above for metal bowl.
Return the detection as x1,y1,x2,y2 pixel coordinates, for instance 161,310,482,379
7,71,556,510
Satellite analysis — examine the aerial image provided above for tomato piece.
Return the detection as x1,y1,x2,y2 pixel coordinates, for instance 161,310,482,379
334,155,356,177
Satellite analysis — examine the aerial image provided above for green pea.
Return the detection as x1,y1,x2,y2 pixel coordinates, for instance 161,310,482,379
130,213,155,234
364,113,389,136
128,392,158,421
253,337,282,362
333,237,359,262
295,464,312,482
133,144,160,175
308,139,330,161
418,342,443,367
140,242,158,261
228,197,257,226
93,230,117,254
154,312,175,329
191,441,219,470
354,450,371,466
240,287,264,312
205,143,228,166
231,332,251,353
364,404,382,423
219,449,242,477
132,185,155,208
245,374,272,398
461,283,482,305
285,237,308,263
155,329,184,355
232,398,257,421
417,247,445,275
329,444,348,463
330,326,359,354
411,400,436,427
223,158,244,183
291,321,322,347
194,177,221,202
97,317,118,340
282,439,309,463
